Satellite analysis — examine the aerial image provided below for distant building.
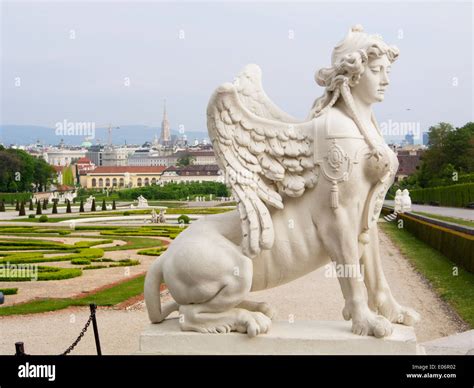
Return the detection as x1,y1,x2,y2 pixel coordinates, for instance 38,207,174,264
128,148,172,166
76,157,96,187
43,148,86,166
86,145,133,167
76,157,96,174
102,146,131,166
160,164,224,184
84,166,167,189
86,145,104,166
402,131,415,146
128,149,216,167
396,146,425,181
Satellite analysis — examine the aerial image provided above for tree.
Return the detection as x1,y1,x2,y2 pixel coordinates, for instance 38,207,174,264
102,199,106,211
66,200,72,213
15,200,19,211
36,201,42,215
52,201,58,214
62,166,75,186
0,146,55,193
177,153,195,167
19,201,26,216
29,199,34,211
91,199,96,212
79,200,84,212
0,200,5,212
112,200,116,210
417,122,474,187
42,199,48,210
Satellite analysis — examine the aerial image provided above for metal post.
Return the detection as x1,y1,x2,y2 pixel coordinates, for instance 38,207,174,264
15,342,25,356
90,304,102,355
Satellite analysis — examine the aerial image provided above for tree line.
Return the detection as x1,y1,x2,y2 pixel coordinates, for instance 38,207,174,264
392,121,474,192
0,146,56,192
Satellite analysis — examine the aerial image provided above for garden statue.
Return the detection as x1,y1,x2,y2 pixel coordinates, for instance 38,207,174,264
145,25,420,338
150,209,159,223
401,189,412,213
85,195,95,209
137,195,149,208
394,189,403,213
157,209,166,224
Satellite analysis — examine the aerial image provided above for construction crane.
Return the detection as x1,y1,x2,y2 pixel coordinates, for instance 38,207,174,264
94,123,120,147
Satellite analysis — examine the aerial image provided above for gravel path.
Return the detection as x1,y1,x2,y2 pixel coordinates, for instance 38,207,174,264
0,227,468,355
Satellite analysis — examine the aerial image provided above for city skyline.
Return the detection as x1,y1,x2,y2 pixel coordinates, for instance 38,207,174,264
1,1,472,145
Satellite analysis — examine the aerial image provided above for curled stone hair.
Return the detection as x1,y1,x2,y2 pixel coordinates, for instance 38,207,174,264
307,25,399,152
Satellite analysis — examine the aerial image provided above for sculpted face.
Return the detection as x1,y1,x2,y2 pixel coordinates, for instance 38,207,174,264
351,55,391,104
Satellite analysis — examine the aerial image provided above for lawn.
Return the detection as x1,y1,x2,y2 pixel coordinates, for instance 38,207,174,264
0,275,145,315
412,211,474,228
380,222,474,328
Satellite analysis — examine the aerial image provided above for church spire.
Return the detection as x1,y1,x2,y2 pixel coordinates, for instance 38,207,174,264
160,99,171,145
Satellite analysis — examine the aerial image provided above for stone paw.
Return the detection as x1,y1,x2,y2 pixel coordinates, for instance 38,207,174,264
352,312,393,338
372,293,421,326
242,311,272,337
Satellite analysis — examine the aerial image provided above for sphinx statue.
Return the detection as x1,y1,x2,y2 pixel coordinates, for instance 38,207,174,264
394,189,403,213
401,189,412,213
145,25,420,338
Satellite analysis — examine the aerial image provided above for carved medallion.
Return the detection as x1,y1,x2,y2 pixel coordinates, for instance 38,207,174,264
325,139,348,172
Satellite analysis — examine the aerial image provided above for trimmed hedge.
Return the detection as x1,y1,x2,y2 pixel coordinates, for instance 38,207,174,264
70,258,91,265
409,183,474,208
397,213,474,273
82,259,140,270
137,247,167,256
100,226,185,239
0,288,18,295
0,193,31,203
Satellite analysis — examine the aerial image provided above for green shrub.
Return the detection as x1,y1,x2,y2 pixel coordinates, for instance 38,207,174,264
83,265,108,270
137,247,167,256
410,183,474,208
123,211,130,216
0,193,30,203
18,202,26,216
397,213,474,274
0,288,18,295
28,214,35,219
71,258,91,265
177,214,191,224
38,215,48,222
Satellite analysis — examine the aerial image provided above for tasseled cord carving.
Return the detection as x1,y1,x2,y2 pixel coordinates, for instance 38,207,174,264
330,180,339,209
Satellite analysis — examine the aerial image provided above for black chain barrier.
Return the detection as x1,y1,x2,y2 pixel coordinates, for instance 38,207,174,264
60,310,94,355
15,304,102,356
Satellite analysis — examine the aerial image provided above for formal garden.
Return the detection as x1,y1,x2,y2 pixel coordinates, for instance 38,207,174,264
0,200,237,316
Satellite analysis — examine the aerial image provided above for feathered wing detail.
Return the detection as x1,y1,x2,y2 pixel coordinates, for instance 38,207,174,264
233,64,302,123
207,72,317,258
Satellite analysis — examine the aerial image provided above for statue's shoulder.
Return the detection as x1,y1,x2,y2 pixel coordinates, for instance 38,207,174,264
316,106,362,139
328,107,362,138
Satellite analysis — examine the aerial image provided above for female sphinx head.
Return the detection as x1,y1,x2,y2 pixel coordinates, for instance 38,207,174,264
309,25,399,118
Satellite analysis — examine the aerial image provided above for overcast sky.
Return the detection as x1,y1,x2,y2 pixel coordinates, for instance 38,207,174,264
1,1,472,140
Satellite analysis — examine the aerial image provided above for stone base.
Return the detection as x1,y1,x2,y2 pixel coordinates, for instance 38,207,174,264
138,319,419,355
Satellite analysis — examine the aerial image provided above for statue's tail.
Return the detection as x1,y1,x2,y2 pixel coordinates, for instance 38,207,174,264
144,260,178,323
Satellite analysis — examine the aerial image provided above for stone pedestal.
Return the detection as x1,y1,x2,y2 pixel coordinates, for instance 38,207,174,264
138,319,419,355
